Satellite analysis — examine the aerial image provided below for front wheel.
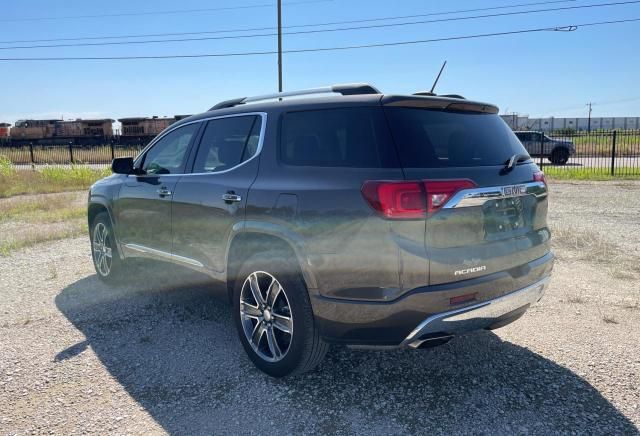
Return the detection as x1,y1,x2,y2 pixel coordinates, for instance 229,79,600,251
233,252,329,377
90,212,124,284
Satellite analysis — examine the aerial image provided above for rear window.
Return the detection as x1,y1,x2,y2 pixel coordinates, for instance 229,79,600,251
385,108,528,168
280,107,398,168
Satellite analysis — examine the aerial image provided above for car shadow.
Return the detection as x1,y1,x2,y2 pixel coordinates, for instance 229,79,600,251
55,264,636,435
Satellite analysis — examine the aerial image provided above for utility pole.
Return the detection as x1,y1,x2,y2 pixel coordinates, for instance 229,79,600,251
587,102,593,132
277,0,283,93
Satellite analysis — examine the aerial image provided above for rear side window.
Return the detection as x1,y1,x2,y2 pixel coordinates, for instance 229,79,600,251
192,115,260,173
385,108,528,168
280,107,397,168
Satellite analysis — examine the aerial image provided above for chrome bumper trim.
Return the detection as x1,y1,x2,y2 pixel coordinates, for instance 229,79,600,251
401,276,550,348
443,181,547,209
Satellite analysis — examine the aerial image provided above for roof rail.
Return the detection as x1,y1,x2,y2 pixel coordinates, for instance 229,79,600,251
208,83,380,111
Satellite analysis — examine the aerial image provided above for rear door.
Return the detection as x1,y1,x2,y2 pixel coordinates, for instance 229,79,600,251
171,114,264,273
384,103,550,287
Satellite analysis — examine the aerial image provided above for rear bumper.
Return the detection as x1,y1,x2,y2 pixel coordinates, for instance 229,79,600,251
400,276,548,348
311,251,554,345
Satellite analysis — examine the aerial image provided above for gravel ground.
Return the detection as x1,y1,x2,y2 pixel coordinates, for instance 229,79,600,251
1,181,639,435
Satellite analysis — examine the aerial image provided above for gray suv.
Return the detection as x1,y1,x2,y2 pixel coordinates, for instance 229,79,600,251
88,84,554,377
514,130,576,165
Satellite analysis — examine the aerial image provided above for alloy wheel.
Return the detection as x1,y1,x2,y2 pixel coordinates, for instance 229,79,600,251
92,222,113,277
239,271,293,362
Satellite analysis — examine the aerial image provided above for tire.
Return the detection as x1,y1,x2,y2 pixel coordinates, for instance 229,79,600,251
232,251,329,377
90,212,124,284
549,147,569,165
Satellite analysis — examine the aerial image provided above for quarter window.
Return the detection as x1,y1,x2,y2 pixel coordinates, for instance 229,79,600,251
192,116,260,173
280,107,397,168
141,123,198,175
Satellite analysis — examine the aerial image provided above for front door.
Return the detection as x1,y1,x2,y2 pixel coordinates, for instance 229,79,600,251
115,122,200,255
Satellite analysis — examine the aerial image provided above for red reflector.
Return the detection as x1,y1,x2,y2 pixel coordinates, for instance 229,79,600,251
423,179,476,213
362,181,425,219
533,170,547,185
450,293,477,305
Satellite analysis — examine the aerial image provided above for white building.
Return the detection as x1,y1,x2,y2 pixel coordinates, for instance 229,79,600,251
501,115,640,132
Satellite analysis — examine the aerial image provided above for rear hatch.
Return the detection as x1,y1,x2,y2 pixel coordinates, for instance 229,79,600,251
382,96,550,287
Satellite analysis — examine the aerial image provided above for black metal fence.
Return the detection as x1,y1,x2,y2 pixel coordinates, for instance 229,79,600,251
531,129,640,177
0,143,145,167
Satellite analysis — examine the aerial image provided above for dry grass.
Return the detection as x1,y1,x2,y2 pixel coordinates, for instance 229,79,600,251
551,223,620,265
567,295,586,304
0,192,87,256
551,221,639,318
0,165,109,198
0,192,86,223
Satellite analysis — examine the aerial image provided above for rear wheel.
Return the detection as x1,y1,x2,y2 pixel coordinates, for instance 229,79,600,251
549,147,569,165
90,212,124,284
233,252,329,377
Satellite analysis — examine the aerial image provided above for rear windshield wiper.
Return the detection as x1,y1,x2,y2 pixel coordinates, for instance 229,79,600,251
504,153,531,171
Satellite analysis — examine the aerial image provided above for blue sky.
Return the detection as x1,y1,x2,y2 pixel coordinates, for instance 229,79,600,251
1,0,639,124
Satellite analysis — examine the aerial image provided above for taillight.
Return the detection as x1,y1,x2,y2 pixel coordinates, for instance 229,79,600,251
362,179,476,219
361,181,425,219
423,179,476,213
533,170,547,185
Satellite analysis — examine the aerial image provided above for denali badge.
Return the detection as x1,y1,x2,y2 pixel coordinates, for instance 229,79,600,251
454,265,487,276
502,185,527,196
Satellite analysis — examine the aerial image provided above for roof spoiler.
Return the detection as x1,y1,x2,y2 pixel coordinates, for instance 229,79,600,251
383,95,499,114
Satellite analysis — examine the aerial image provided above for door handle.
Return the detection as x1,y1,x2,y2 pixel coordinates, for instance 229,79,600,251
157,187,172,197
222,193,242,203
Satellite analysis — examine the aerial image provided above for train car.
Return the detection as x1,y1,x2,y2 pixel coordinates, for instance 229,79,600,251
0,123,10,142
9,118,114,145
55,119,115,145
10,119,58,144
118,116,186,145
4,115,192,146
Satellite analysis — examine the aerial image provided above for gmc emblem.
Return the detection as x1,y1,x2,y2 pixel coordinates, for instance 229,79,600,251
502,185,527,196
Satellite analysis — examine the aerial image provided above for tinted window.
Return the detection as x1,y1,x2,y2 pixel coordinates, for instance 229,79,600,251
142,123,198,174
385,108,529,168
192,116,260,173
280,107,397,168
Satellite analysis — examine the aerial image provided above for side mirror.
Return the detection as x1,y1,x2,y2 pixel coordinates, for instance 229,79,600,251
111,157,135,174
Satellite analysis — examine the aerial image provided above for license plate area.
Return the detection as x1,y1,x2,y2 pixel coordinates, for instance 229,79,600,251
483,197,525,235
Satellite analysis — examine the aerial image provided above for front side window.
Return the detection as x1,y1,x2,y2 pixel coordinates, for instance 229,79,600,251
142,123,199,174
192,116,260,173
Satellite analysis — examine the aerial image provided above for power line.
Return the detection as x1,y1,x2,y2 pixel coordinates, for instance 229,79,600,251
0,18,638,61
0,0,332,23
537,96,640,115
2,0,639,50
0,0,578,44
